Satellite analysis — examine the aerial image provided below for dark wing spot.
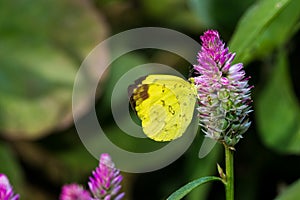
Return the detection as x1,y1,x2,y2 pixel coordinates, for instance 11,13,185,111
168,105,175,115
162,84,166,93
161,100,165,106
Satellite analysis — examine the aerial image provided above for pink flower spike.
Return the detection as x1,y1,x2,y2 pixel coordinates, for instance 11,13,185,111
88,154,124,200
192,30,252,146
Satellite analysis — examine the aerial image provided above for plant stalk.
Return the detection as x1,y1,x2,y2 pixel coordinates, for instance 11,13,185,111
225,144,234,200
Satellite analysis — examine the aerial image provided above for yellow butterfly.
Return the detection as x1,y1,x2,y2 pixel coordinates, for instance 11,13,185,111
128,74,197,141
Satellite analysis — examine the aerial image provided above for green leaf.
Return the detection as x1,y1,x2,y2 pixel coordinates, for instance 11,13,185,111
0,0,108,139
275,179,300,200
256,51,300,154
248,0,300,60
229,0,300,64
166,176,223,200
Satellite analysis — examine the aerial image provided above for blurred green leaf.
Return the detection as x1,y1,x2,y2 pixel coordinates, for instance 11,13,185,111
256,51,300,154
167,175,223,200
189,0,254,33
248,0,300,61
229,0,300,64
188,0,214,27
141,0,202,32
0,0,107,139
275,179,300,200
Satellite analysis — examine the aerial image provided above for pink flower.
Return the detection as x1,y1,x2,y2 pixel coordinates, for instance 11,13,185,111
88,154,124,200
193,30,252,146
0,174,19,200
59,184,91,200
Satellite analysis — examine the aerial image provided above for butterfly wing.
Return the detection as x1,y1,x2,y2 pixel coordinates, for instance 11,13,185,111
129,75,197,141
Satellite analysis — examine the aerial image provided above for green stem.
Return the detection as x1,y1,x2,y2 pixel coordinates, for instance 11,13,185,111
225,144,234,200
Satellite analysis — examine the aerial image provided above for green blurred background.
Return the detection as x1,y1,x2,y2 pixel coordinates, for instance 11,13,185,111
1,0,300,199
